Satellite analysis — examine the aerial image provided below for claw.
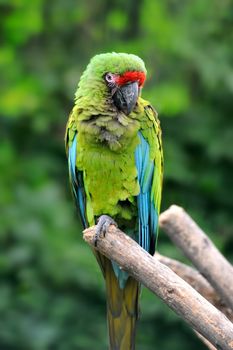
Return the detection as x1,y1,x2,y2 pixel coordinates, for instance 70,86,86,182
93,215,117,247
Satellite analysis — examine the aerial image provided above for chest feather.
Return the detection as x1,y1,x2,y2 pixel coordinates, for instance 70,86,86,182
77,139,140,218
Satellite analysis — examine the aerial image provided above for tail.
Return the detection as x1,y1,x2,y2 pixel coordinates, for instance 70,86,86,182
105,258,140,350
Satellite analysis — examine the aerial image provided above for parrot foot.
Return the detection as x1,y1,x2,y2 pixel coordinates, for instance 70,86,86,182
94,215,117,247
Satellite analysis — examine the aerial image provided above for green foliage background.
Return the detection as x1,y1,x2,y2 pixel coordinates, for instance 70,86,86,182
1,0,233,349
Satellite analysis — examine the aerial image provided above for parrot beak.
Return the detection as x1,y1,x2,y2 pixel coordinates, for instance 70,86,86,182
112,81,139,115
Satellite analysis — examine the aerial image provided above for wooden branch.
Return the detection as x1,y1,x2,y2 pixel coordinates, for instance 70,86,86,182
159,205,233,312
156,253,233,350
194,331,217,350
83,226,233,350
155,253,233,322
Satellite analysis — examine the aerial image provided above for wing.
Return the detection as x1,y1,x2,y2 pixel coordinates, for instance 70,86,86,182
65,113,87,228
135,104,163,255
65,110,107,276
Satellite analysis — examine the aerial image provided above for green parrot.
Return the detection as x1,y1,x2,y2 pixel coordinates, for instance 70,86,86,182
65,52,163,350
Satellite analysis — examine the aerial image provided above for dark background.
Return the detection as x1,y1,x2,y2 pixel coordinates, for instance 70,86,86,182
1,0,233,349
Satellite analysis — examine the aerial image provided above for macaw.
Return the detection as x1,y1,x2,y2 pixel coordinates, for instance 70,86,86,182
65,52,163,350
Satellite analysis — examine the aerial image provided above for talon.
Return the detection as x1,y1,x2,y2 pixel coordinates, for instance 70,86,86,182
93,215,117,247
93,231,99,247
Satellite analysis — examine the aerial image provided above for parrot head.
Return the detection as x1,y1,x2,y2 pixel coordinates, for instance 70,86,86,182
76,52,147,116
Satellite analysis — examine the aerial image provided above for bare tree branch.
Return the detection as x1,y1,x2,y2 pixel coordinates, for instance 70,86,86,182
83,225,233,350
159,205,233,312
194,331,218,350
156,253,233,350
155,253,233,322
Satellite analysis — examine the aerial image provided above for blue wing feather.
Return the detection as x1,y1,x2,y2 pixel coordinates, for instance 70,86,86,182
135,132,159,253
68,134,87,228
112,131,159,288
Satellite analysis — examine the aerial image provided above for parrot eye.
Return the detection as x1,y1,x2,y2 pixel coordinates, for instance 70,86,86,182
105,73,115,83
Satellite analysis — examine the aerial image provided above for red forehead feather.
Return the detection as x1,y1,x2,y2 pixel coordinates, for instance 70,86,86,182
116,71,146,87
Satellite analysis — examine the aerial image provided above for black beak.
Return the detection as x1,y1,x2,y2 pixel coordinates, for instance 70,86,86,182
112,81,139,115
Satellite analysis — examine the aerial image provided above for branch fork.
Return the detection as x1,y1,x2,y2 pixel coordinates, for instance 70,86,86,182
83,205,233,350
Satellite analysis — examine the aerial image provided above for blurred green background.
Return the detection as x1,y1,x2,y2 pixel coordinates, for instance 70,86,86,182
1,0,233,349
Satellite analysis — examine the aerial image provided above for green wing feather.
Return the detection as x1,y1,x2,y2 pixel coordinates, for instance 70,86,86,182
138,100,163,252
142,102,163,212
